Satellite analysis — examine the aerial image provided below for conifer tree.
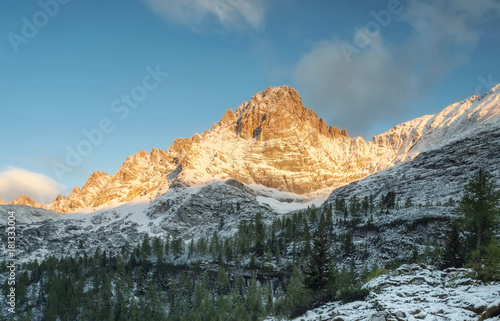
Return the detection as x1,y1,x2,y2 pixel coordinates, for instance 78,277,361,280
254,212,265,257
458,168,500,250
188,239,195,259
442,220,464,268
304,227,333,300
247,274,263,321
141,234,152,257
284,265,312,317
217,268,230,295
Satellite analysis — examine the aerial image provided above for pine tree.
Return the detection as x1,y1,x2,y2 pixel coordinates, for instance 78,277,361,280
193,282,203,310
341,231,354,254
369,194,375,213
141,234,152,257
196,237,207,256
153,237,164,262
283,265,311,317
217,268,230,295
188,239,195,259
411,245,419,263
422,241,433,265
362,196,370,215
383,191,396,210
247,274,263,321
254,212,265,257
172,238,184,258
265,283,273,314
458,168,500,250
476,239,500,281
349,195,359,218
165,238,170,257
304,227,333,301
442,220,464,268
274,242,281,264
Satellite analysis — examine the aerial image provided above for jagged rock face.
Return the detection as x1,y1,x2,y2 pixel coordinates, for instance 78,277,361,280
229,86,346,142
9,195,42,208
26,84,500,213
171,86,392,194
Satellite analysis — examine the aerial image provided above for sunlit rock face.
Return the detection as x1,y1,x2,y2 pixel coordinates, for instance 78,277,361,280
13,84,500,213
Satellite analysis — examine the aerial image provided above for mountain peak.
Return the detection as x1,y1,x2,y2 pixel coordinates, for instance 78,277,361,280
0,197,5,205
236,86,303,116
217,85,348,141
9,195,41,207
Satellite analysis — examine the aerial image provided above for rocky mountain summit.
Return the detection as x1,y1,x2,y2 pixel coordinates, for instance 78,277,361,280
8,84,500,213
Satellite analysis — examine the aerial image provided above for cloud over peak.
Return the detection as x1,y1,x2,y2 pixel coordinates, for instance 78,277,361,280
0,167,66,204
294,0,500,137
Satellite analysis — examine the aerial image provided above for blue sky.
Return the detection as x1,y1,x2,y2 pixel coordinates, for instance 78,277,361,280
1,0,499,203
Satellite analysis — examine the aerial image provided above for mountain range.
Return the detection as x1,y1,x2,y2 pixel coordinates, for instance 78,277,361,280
2,83,500,320
7,83,500,214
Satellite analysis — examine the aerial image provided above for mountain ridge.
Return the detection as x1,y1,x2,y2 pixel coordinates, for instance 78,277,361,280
6,84,500,213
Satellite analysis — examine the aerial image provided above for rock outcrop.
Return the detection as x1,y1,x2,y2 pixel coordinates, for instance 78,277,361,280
290,264,500,321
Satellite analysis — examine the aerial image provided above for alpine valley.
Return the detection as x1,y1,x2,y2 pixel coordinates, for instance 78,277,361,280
1,85,500,321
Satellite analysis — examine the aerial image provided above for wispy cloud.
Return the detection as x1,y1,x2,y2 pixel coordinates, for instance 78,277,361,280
295,0,500,137
0,167,66,204
140,0,269,30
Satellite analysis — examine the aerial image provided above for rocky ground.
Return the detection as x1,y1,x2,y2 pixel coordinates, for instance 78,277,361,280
268,264,500,321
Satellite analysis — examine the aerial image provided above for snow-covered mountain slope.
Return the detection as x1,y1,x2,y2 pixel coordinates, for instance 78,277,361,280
0,205,62,225
372,83,500,164
8,84,500,213
270,264,500,321
328,124,500,206
0,180,321,263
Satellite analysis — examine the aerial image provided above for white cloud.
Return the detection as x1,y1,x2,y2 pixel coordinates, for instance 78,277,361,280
294,0,500,137
295,32,416,136
140,0,269,30
0,167,66,204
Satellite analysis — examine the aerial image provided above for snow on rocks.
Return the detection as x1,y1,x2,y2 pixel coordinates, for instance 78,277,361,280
270,264,500,321
0,204,62,224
